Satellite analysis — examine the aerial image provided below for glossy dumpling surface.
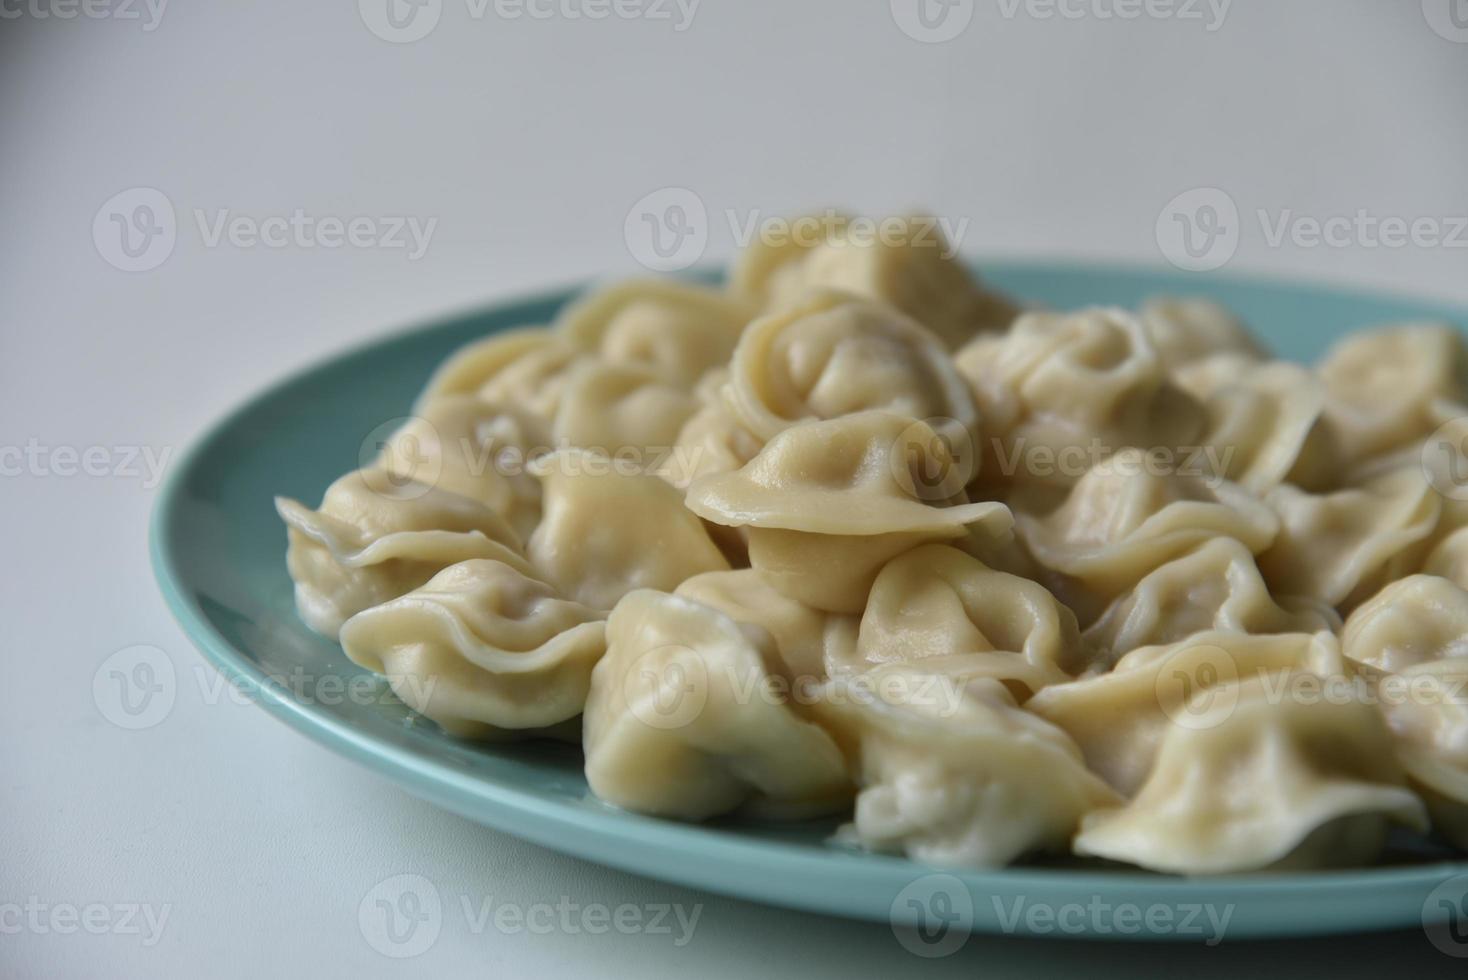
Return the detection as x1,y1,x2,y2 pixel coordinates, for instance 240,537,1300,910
338,559,606,738
813,665,1118,867
276,469,532,637
1073,677,1426,873
527,449,729,610
583,590,851,820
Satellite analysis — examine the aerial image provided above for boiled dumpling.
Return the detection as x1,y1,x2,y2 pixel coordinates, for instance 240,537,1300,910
673,569,838,685
555,278,752,388
552,361,698,458
812,664,1118,867
1343,575,1468,674
1073,677,1427,873
1029,630,1340,796
1194,362,1339,493
1257,465,1440,610
1014,447,1279,609
1317,322,1468,465
837,544,1086,692
723,290,978,442
527,449,728,610
955,307,1206,490
1138,296,1266,372
417,328,585,420
583,589,851,820
375,395,548,540
1083,538,1339,664
685,412,1013,613
338,559,606,738
276,469,533,637
729,213,1016,347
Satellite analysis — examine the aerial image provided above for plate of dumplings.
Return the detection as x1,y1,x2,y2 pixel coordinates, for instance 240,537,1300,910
153,214,1468,940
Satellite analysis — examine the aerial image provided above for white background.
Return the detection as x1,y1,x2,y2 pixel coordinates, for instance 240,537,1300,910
5,0,1468,976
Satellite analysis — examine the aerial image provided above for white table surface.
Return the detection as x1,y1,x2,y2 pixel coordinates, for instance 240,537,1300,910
6,1,1468,975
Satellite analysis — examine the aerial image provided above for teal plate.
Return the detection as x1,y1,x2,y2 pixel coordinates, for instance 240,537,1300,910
151,262,1468,943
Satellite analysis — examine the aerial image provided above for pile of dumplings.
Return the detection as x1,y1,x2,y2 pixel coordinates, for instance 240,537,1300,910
277,214,1468,874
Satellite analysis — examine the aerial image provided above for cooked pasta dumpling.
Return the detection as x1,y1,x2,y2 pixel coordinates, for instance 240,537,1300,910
955,308,1206,489
1138,296,1266,372
375,395,548,540
1195,362,1338,493
1318,322,1468,465
730,213,1016,348
1257,465,1439,610
552,361,698,457
686,412,1012,612
1014,447,1279,605
1083,538,1338,663
1073,677,1427,873
555,278,752,388
1343,575,1468,674
722,290,978,441
1029,630,1340,796
583,590,851,820
812,665,1118,867
839,544,1085,691
417,328,585,420
527,449,729,610
276,469,533,637
338,559,606,738
277,209,1468,871
1342,576,1468,847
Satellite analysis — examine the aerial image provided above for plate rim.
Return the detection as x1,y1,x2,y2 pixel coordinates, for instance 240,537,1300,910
149,259,1468,939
